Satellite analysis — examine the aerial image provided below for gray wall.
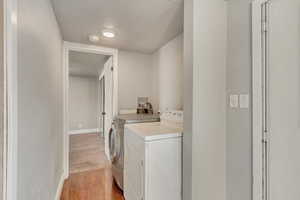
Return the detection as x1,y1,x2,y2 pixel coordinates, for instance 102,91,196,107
183,0,193,199
17,0,63,199
118,40,183,114
268,1,300,199
185,1,253,200
0,0,3,196
118,50,156,112
152,34,183,112
226,1,252,200
192,0,227,200
69,76,99,131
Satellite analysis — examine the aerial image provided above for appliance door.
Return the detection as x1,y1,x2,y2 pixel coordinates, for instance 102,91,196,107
109,123,121,163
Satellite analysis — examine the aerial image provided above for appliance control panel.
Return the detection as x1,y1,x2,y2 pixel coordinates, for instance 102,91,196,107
160,110,183,122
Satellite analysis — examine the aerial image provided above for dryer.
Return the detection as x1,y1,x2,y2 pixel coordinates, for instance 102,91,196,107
109,114,160,190
124,111,183,200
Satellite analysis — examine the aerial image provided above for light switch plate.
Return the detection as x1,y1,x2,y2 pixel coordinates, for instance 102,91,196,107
239,94,249,108
230,95,239,108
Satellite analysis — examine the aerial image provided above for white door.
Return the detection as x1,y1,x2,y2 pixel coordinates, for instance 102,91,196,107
267,1,300,200
103,56,114,158
99,77,105,137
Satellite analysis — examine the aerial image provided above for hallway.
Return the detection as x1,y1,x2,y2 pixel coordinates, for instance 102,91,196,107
61,133,124,200
69,133,108,174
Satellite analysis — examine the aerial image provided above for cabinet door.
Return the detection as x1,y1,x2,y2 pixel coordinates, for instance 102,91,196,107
124,128,145,200
146,138,182,200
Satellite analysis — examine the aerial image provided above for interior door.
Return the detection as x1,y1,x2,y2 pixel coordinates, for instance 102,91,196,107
99,77,105,137
103,56,114,158
266,1,300,200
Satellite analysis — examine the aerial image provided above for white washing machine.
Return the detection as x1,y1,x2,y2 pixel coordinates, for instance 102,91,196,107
109,114,160,190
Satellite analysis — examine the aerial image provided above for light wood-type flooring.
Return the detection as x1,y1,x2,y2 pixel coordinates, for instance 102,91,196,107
69,133,108,174
61,133,124,200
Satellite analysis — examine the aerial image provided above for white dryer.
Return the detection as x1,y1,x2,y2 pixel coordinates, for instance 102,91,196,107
124,111,183,200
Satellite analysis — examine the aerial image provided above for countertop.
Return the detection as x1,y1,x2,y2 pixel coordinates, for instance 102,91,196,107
125,122,183,141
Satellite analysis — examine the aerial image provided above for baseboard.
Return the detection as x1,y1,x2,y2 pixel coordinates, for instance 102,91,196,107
54,173,66,200
68,128,100,135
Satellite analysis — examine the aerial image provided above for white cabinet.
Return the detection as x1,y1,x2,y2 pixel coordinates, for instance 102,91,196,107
124,125,182,200
124,128,145,200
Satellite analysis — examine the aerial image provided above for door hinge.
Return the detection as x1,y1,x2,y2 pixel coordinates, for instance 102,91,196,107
263,130,269,143
262,21,268,32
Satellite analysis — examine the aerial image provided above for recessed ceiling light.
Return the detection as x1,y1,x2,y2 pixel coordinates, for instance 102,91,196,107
102,30,115,38
89,35,100,43
11,12,17,25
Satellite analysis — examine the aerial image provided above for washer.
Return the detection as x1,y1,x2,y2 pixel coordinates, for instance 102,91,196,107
109,114,160,190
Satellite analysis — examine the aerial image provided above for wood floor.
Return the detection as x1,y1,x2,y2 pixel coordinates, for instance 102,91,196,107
60,168,124,200
61,133,124,200
69,133,109,174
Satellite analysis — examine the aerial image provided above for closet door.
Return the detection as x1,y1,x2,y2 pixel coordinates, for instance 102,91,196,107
267,1,300,200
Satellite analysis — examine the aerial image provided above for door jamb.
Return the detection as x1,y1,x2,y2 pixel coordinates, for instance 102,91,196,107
252,0,270,200
62,42,118,179
4,0,18,199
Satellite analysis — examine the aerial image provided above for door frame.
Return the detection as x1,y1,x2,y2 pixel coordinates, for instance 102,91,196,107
252,0,271,200
4,0,18,199
62,42,118,179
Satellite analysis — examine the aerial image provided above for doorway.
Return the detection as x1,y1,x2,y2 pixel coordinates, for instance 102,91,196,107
62,42,118,178
68,50,110,174
61,42,123,199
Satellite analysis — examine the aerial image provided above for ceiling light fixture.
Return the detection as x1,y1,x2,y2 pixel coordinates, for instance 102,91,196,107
102,30,115,38
89,35,100,43
11,12,17,25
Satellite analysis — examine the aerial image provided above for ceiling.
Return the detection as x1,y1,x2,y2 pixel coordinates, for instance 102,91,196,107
69,51,109,77
51,0,183,53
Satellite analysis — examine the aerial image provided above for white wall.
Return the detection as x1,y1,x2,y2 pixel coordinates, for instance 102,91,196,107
69,76,99,131
69,61,101,77
187,1,227,200
118,50,156,112
118,36,183,114
17,0,63,199
153,35,183,112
